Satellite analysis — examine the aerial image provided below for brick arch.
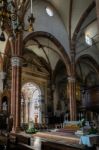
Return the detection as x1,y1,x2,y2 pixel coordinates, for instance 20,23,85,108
23,31,71,76
76,54,99,77
72,1,95,49
85,71,99,87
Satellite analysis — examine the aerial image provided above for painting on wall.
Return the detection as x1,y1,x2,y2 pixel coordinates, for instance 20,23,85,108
57,82,67,111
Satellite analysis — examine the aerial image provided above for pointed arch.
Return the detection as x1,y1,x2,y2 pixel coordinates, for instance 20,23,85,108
72,1,95,49
76,54,99,76
23,31,71,76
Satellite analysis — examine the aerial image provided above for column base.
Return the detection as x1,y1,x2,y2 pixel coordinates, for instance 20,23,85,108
11,126,21,133
15,126,21,133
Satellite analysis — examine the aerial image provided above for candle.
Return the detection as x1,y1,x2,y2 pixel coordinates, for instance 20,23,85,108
31,0,33,14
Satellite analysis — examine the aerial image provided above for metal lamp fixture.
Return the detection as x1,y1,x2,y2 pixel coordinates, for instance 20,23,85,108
0,0,35,41
28,13,35,32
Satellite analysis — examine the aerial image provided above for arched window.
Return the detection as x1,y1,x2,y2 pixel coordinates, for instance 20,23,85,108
85,34,93,46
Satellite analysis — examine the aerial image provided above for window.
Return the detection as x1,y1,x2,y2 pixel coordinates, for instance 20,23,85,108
85,35,93,46
46,7,53,17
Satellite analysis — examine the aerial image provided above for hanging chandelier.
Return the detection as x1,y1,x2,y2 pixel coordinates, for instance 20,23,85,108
0,0,35,41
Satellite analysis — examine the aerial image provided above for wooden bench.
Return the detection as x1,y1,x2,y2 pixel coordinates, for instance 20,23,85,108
41,141,86,150
16,134,31,145
9,133,31,145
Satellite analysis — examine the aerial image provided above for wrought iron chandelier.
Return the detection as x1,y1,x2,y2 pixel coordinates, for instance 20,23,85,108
0,0,35,41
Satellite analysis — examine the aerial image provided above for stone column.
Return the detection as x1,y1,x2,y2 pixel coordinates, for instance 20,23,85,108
67,76,76,120
28,101,30,123
11,56,22,132
23,102,26,123
25,100,29,123
39,94,45,124
21,98,24,124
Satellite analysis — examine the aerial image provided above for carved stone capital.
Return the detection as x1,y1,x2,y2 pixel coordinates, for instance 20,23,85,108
11,57,22,67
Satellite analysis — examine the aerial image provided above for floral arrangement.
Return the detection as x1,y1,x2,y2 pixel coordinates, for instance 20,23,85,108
25,127,38,134
25,121,38,134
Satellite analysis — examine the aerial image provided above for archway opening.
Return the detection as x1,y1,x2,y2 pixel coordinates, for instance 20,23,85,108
21,82,42,125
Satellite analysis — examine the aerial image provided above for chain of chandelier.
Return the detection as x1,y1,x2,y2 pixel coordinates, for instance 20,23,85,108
0,0,35,41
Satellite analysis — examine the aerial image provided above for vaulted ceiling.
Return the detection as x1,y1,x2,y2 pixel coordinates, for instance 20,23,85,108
0,0,99,87
46,0,93,37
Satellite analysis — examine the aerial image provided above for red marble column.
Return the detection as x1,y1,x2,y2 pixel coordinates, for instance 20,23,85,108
10,55,16,131
10,33,22,132
68,49,77,121
67,77,76,120
16,62,22,131
11,57,22,132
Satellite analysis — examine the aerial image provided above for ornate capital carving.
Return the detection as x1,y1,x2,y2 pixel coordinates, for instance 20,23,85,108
11,57,22,67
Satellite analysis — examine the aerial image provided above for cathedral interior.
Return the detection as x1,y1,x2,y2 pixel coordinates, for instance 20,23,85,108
0,0,99,150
